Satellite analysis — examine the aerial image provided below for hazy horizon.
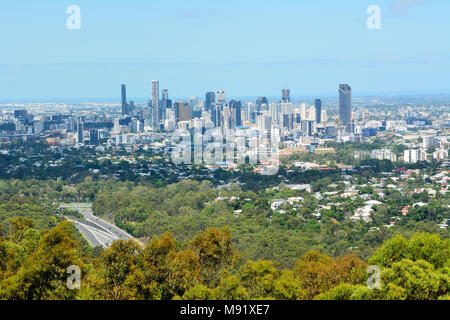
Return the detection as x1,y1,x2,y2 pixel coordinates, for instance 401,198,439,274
2,90,450,105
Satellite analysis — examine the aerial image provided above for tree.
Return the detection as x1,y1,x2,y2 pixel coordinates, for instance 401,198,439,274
314,284,373,300
125,232,178,300
164,249,202,299
239,260,280,299
272,270,306,300
292,251,338,299
368,234,409,268
190,227,240,286
182,284,215,300
7,217,34,244
369,233,450,269
381,259,449,300
214,275,248,300
0,221,85,300
97,240,141,300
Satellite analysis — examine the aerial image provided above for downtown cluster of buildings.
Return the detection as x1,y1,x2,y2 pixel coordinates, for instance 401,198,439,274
114,82,354,142
118,81,336,134
0,82,448,165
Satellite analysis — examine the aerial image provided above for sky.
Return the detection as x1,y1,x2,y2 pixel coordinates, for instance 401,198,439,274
0,0,449,101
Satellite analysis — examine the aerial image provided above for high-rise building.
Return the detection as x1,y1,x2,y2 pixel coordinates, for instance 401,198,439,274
160,89,171,122
190,96,198,109
256,97,269,111
212,105,222,127
257,114,272,131
162,89,169,101
151,80,160,127
339,84,352,132
174,101,191,123
315,99,322,124
212,91,226,127
121,84,128,115
205,92,215,112
89,130,99,146
229,100,242,128
433,149,448,161
404,149,427,164
301,120,315,136
300,103,307,120
14,110,28,119
76,122,84,144
321,110,328,123
282,89,291,103
216,91,226,105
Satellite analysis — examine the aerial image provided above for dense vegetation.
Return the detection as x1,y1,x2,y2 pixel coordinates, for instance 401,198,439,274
91,179,448,267
0,138,448,300
0,218,448,300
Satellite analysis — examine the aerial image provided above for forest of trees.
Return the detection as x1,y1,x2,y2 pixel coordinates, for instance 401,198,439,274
0,175,448,300
0,218,448,300
90,179,449,267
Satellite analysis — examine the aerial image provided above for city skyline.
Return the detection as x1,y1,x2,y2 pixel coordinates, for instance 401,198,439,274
0,0,449,307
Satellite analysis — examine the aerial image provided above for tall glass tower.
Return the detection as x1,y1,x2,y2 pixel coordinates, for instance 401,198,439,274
315,99,322,124
282,89,291,103
121,84,128,115
205,92,215,112
339,84,352,132
151,80,160,127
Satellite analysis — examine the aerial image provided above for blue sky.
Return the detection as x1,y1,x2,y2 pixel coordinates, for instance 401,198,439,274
0,0,449,101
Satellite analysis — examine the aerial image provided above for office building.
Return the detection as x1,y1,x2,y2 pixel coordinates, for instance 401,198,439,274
174,101,191,123
216,91,226,105
256,97,269,111
151,80,160,127
339,84,352,132
282,89,291,103
315,99,322,124
205,92,215,112
76,122,84,144
229,100,242,128
121,84,128,115
14,110,28,119
160,89,171,122
190,96,198,109
89,130,99,146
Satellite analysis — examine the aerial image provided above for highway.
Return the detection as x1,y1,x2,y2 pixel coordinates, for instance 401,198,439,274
60,203,142,248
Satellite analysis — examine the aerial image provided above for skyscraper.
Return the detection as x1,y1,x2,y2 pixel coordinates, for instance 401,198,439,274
151,80,160,127
162,89,169,101
160,89,171,122
339,84,352,132
121,84,128,115
315,99,322,124
212,105,222,127
76,121,84,144
212,91,226,127
216,91,226,105
256,97,269,111
205,92,215,112
89,130,99,146
174,101,191,123
229,100,242,128
282,89,291,103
